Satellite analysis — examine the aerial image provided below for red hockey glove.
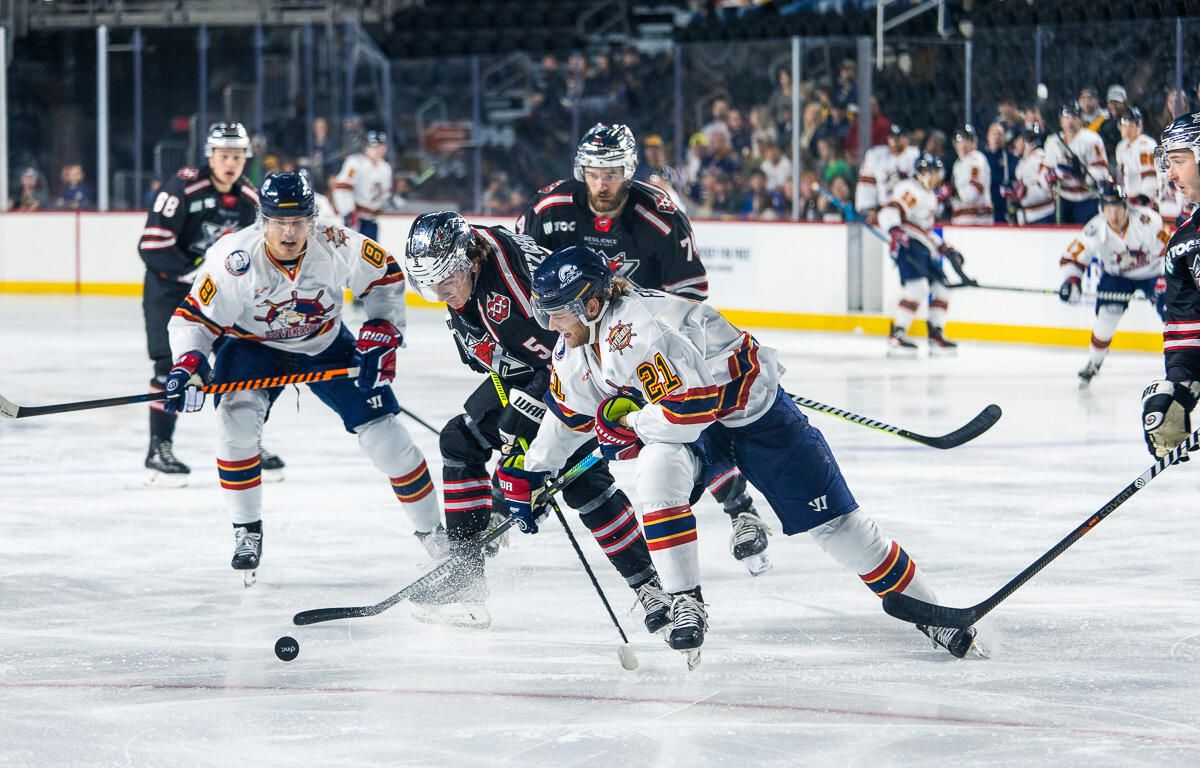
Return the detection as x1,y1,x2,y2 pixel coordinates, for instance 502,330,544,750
354,319,402,392
596,396,643,461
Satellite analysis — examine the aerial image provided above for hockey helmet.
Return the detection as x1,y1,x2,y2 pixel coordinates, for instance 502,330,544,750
365,130,388,147
530,245,614,339
1098,178,1128,207
574,123,638,183
405,211,474,302
1118,106,1143,126
887,123,905,139
953,124,977,144
1156,111,1200,173
259,172,316,220
915,153,945,177
1060,100,1082,118
205,122,253,158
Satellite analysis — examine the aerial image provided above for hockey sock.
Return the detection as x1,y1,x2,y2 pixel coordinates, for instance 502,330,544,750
928,281,950,329
219,455,264,525
810,509,939,602
642,503,700,594
233,519,262,534
1089,305,1123,366
357,415,441,533
442,465,493,541
579,493,655,586
707,470,752,518
149,404,177,443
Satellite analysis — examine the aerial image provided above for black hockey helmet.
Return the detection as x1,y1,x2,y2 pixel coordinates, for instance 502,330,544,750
1156,111,1200,173
574,123,638,183
259,172,315,219
530,245,614,336
915,152,945,176
1118,107,1143,126
1060,100,1082,117
1098,178,1128,207
888,123,905,139
404,211,474,302
953,124,977,144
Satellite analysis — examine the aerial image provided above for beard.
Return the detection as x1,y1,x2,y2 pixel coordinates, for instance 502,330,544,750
588,185,630,216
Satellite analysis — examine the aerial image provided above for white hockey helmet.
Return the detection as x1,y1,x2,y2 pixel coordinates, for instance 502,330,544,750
205,122,253,158
574,123,638,183
405,211,474,302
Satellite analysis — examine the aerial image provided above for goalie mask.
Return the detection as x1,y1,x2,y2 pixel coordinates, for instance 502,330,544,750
574,123,638,183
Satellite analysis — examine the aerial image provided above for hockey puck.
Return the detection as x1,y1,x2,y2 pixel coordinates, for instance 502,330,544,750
274,635,300,662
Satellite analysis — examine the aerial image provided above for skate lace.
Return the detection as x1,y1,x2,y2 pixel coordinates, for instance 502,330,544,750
670,595,707,631
635,580,671,616
922,624,960,648
233,529,262,557
157,441,180,464
730,512,770,546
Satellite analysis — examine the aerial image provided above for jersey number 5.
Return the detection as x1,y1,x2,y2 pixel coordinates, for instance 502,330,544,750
636,353,682,403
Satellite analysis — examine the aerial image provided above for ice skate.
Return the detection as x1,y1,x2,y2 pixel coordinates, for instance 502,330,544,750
927,326,959,357
231,523,262,588
1077,360,1102,388
729,507,772,576
634,576,671,634
887,324,919,358
917,623,988,659
144,438,190,487
259,442,286,483
414,523,450,559
666,591,707,670
409,537,491,629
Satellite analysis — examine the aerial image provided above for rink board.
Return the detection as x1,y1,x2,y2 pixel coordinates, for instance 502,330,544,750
0,211,1162,351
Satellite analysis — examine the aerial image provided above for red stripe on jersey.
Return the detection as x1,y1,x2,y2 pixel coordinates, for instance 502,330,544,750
633,203,671,236
475,227,533,317
532,194,574,214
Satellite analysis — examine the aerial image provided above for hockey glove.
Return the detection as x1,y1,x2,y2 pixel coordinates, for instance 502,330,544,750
1058,276,1082,304
887,227,909,261
1141,379,1200,459
596,396,643,461
354,319,403,392
497,454,549,534
941,246,976,286
163,350,211,415
497,387,547,453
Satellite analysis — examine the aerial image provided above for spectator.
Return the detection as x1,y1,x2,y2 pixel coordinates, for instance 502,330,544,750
482,171,513,215
799,101,824,165
995,96,1022,129
740,168,773,219
142,174,163,210
815,135,852,186
834,58,858,109
758,138,792,193
982,121,1018,223
727,109,752,156
702,130,742,180
767,67,794,133
681,132,710,199
1098,84,1127,159
818,174,854,222
702,96,732,143
54,164,94,210
13,166,49,211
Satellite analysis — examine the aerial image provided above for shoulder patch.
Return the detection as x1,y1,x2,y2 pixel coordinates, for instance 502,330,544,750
606,321,637,354
177,167,199,181
1084,222,1098,237
538,179,568,194
323,225,349,248
361,239,386,268
225,250,251,276
654,192,677,214
198,275,218,306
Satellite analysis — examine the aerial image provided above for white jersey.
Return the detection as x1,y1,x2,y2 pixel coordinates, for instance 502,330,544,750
524,287,782,473
332,153,393,219
315,191,338,220
1058,205,1168,282
877,178,944,254
1014,148,1055,224
950,149,992,224
1115,134,1158,204
854,145,919,214
168,220,406,358
1043,129,1108,202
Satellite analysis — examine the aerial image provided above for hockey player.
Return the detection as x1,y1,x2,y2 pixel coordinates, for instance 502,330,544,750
1003,124,1056,225
854,123,919,225
497,245,985,666
403,211,672,629
517,123,772,573
332,130,392,242
1141,112,1200,459
1044,102,1109,224
949,125,993,225
138,122,284,485
1115,108,1159,207
163,172,442,584
880,154,975,357
1060,181,1169,385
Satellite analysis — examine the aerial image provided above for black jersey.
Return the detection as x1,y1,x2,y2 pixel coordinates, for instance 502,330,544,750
1161,208,1200,381
448,225,559,397
138,165,259,284
516,178,708,300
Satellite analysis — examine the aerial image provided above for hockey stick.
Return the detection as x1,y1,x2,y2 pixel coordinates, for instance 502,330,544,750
398,405,442,436
292,451,602,626
789,393,1001,450
944,282,1148,303
882,429,1200,628
0,367,358,419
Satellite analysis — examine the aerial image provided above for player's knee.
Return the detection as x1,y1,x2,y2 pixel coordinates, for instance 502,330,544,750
636,442,699,507
810,509,887,570
439,414,492,465
562,476,620,513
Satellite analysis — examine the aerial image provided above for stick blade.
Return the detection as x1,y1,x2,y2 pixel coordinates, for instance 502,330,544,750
0,395,20,419
293,606,374,626
923,403,1002,449
882,592,979,629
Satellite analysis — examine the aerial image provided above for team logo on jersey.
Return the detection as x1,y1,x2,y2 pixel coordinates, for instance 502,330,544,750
606,322,637,354
558,264,582,284
189,219,239,256
253,289,333,340
178,167,199,181
1192,256,1200,286
594,217,613,232
654,192,676,214
593,249,640,278
544,220,575,234
198,275,217,306
225,250,251,276
538,179,565,194
485,292,511,324
322,225,348,247
471,337,497,367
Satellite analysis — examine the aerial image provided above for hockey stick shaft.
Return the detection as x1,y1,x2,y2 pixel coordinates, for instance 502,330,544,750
945,283,1146,303
882,429,1200,628
0,367,358,419
549,497,631,644
398,405,442,436
789,393,1002,450
292,451,603,626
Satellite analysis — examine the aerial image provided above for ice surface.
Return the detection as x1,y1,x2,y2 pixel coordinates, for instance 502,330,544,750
1,296,1198,767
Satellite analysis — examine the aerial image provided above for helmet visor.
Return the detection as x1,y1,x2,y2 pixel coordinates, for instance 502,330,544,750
531,293,591,331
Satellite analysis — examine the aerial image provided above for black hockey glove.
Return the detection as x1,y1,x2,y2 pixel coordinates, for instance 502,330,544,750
497,387,547,453
1058,276,1082,304
1141,379,1200,459
941,247,976,286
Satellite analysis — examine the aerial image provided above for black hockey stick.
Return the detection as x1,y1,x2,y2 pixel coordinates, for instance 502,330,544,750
789,394,1002,450
882,429,1200,628
292,451,602,626
0,366,359,419
944,282,1147,303
398,405,442,436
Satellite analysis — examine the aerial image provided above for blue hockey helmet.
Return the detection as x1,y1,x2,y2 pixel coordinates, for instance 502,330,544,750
531,245,614,339
404,211,475,302
915,152,945,177
1098,178,1128,207
259,172,315,220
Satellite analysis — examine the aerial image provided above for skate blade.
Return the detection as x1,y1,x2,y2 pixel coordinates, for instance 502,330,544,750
261,468,285,484
238,568,258,588
410,602,492,629
682,647,702,671
928,347,958,358
886,347,919,359
1077,378,1093,390
741,552,772,576
964,637,991,660
144,470,189,488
